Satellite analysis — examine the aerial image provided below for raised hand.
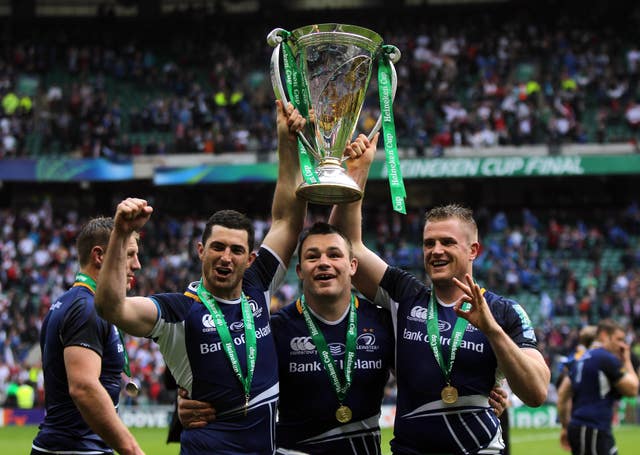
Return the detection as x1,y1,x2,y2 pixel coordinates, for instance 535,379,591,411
114,197,153,234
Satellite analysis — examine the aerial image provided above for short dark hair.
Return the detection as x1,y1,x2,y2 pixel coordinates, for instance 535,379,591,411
297,221,353,260
202,210,255,250
597,318,624,336
76,217,114,267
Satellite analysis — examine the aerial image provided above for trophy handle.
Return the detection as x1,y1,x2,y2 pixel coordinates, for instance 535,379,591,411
268,28,317,157
367,46,401,142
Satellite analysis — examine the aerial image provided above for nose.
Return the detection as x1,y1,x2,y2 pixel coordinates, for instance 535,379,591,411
317,253,331,267
431,241,444,254
220,247,232,262
130,254,141,271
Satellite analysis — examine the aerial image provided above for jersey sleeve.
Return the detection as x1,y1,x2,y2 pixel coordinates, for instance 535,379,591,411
493,295,539,350
379,266,425,308
60,297,106,357
244,246,286,295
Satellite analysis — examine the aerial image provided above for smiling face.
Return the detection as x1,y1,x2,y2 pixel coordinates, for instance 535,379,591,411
296,232,357,303
423,217,479,289
198,225,255,300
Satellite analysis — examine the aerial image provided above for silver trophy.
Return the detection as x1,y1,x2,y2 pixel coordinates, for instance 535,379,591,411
267,24,400,204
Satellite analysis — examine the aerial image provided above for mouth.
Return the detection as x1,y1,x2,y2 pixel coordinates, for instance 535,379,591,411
214,267,232,278
314,273,336,282
430,259,449,269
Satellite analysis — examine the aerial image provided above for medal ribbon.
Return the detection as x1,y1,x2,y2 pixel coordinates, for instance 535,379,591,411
425,290,470,385
299,294,357,403
75,273,133,378
197,281,256,405
280,31,319,186
378,46,406,214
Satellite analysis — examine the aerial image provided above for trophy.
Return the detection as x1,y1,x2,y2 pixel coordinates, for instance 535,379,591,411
267,24,403,207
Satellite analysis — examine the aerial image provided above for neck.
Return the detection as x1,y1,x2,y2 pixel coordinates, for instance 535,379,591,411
201,278,241,301
78,268,99,284
431,282,464,304
304,293,350,322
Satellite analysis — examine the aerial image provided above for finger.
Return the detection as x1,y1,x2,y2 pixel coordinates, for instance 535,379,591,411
371,131,380,147
452,276,470,294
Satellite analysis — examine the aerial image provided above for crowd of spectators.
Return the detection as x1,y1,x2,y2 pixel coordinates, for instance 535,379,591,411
1,196,639,407
3,3,640,160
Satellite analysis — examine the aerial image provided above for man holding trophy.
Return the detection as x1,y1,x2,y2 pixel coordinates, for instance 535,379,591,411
174,23,508,455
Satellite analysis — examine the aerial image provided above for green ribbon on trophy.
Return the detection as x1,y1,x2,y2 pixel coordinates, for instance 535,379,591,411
298,294,358,423
197,281,256,415
378,45,406,214
280,32,320,186
425,290,472,404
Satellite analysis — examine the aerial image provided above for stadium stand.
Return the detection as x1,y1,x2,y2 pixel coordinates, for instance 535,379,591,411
0,0,639,412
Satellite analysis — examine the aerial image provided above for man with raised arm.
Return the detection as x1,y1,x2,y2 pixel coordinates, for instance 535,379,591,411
329,134,550,454
558,319,639,455
95,100,307,454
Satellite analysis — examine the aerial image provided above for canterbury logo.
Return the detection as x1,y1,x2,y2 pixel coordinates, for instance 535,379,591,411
289,337,346,355
290,337,315,351
202,314,216,329
410,306,428,320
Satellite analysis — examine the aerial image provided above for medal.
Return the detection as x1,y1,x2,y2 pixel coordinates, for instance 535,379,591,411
441,384,458,404
125,381,139,397
335,405,352,423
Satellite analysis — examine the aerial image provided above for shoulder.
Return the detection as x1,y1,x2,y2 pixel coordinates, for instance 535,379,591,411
271,301,299,325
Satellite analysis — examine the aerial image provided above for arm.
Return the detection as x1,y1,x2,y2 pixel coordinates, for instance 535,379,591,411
95,198,158,337
614,343,640,397
454,274,551,406
65,346,144,455
556,375,573,450
261,100,307,266
328,133,388,300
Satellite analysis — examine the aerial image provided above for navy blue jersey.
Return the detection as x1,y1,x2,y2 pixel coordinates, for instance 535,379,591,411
380,267,538,455
32,283,124,454
567,347,625,432
148,246,283,455
271,297,394,454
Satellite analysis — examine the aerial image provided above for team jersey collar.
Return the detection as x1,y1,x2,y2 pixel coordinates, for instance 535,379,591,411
74,273,97,293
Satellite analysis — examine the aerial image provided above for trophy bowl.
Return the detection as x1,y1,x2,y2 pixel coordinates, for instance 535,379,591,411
268,24,399,205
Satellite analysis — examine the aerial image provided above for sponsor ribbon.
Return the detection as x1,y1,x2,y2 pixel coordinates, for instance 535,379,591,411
197,280,256,413
298,294,358,404
425,290,470,386
280,31,319,186
378,45,406,214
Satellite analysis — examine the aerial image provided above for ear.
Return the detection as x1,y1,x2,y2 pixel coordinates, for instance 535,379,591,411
92,246,105,267
350,257,358,276
247,251,257,266
469,241,480,261
295,263,303,280
197,242,204,259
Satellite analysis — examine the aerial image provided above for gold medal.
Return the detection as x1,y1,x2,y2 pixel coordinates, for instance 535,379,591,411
125,381,139,397
335,405,352,423
441,385,458,404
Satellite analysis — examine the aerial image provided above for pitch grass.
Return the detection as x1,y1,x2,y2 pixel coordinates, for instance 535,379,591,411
4,425,640,454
